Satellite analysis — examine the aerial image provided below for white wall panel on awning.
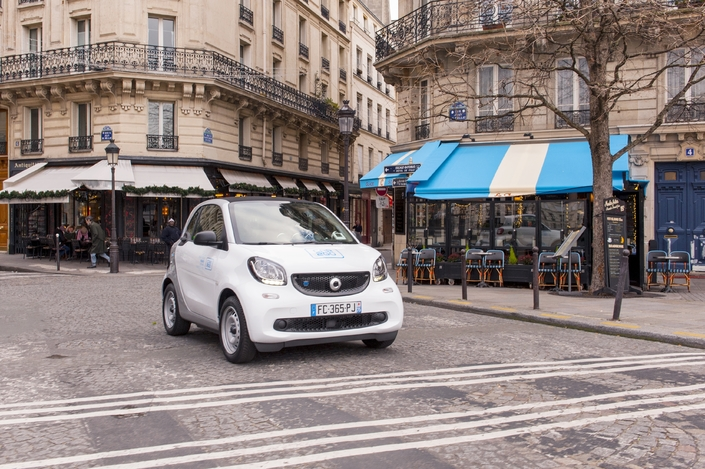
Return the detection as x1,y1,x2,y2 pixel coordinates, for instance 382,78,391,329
220,169,272,188
71,160,135,191
130,165,213,197
1,163,86,203
272,176,299,189
300,179,321,191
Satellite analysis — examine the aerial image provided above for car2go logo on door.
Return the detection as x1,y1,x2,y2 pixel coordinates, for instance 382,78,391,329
311,301,362,316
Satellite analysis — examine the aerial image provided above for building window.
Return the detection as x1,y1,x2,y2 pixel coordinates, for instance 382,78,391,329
69,103,93,152
367,99,373,132
273,58,282,82
367,55,373,83
368,147,373,173
386,109,391,139
26,26,42,77
22,107,43,155
148,16,175,72
239,117,252,161
356,48,363,75
299,133,308,171
321,140,329,174
240,41,251,67
147,101,177,150
240,0,254,25
299,18,308,59
477,65,514,133
272,125,283,166
666,48,705,123
75,18,91,46
556,58,589,128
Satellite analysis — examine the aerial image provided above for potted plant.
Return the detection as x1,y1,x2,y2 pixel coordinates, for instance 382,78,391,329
436,251,464,284
503,248,534,285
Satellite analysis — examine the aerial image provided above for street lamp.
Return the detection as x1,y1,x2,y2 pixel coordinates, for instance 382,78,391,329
337,100,356,227
105,139,120,273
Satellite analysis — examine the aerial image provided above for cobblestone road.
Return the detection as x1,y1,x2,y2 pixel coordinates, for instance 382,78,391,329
1,272,704,468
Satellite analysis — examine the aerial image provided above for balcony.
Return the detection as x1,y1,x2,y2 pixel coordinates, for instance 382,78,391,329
385,87,390,95
476,114,514,133
321,5,330,20
20,139,43,155
239,145,253,161
377,81,382,90
322,57,330,72
321,162,329,174
68,135,93,153
340,68,347,81
239,4,253,26
0,42,339,126
272,151,283,166
666,101,705,123
356,68,363,77
339,166,346,177
339,20,347,34
415,122,430,141
367,75,372,84
299,158,309,171
272,26,284,44
555,109,590,129
367,123,373,132
377,127,382,136
19,0,42,4
386,131,390,140
147,135,178,150
299,43,309,59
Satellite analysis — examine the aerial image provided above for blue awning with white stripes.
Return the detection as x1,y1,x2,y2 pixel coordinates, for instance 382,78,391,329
409,136,630,200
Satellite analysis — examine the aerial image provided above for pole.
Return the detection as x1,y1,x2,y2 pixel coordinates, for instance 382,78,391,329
55,233,60,271
407,246,413,293
461,249,467,300
532,246,539,309
342,134,350,228
109,165,119,273
612,249,630,320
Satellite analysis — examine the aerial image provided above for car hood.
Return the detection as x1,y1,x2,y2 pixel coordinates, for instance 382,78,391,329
237,243,383,273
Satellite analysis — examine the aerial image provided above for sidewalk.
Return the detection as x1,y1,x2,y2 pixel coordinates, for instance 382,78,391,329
3,250,705,349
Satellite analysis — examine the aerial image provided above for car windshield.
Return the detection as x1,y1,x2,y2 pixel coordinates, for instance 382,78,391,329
230,200,357,245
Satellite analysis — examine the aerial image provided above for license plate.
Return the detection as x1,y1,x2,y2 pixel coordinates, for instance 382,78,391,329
311,301,362,316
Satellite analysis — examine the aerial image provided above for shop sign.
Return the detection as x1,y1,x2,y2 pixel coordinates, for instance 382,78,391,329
392,178,408,187
385,164,420,174
603,197,628,291
9,159,43,176
376,196,390,209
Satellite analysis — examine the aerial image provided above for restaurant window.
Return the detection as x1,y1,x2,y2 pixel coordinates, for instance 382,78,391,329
540,200,585,251
409,201,446,249
453,202,491,250
492,201,537,256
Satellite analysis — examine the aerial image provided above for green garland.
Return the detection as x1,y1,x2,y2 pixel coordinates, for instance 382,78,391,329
284,187,305,196
308,189,325,196
229,183,276,194
122,185,216,197
0,189,70,200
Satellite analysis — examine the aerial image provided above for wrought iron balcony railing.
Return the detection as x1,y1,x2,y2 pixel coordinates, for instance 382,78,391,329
299,43,309,59
273,26,284,43
299,157,309,171
69,135,93,152
555,109,590,129
0,42,339,125
19,0,42,4
272,151,283,166
368,123,373,132
339,20,347,34
21,139,43,155
339,166,346,177
666,101,705,123
415,122,430,140
0,141,7,155
322,57,330,71
476,114,514,133
147,135,178,150
240,4,254,25
321,5,330,19
377,127,382,136
321,162,329,174
340,68,347,81
239,145,253,161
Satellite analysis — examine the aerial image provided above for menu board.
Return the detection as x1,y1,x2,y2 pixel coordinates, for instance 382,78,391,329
603,198,628,291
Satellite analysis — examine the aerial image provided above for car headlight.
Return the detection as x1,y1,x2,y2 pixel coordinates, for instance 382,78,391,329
372,255,388,282
248,257,287,286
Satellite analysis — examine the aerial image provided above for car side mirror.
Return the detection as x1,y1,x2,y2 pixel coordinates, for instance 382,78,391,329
193,231,219,246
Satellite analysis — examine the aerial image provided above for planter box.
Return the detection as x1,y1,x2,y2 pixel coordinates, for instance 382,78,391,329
436,262,463,281
504,264,533,284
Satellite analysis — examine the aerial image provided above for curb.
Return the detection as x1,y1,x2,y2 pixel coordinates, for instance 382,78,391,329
402,296,705,350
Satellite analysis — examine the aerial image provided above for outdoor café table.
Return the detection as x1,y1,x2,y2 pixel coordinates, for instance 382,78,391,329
655,255,679,293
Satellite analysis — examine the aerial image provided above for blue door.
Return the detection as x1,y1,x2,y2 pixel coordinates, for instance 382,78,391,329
655,162,705,265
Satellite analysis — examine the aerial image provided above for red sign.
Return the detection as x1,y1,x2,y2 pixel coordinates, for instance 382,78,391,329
375,187,388,196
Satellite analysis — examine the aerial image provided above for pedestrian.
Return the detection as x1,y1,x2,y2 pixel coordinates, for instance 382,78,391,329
160,218,181,266
352,216,363,241
85,216,110,268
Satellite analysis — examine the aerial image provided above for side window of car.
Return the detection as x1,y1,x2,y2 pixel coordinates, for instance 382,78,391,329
184,208,203,241
197,205,226,243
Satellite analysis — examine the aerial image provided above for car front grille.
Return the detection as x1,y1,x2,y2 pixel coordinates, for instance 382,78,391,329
291,272,370,297
273,312,387,332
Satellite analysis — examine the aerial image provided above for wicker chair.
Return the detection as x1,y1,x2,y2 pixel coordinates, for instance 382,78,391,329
668,251,691,291
646,250,668,290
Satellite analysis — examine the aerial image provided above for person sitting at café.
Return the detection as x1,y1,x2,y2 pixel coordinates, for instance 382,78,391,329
76,225,90,248
53,226,71,260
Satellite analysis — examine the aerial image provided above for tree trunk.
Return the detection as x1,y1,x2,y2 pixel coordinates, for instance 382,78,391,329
588,126,614,293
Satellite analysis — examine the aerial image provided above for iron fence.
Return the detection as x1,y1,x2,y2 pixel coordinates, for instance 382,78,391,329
272,152,283,166
555,109,591,128
415,122,430,140
69,135,93,152
239,4,253,25
20,139,43,155
476,114,514,133
666,101,705,123
239,145,253,161
147,135,178,150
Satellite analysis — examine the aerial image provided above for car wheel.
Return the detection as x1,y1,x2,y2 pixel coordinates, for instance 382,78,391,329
363,338,396,349
219,296,257,364
162,284,190,336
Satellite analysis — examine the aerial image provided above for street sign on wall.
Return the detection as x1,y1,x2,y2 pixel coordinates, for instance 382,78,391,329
384,164,420,174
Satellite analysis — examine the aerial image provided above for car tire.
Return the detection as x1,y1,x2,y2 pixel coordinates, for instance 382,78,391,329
219,296,257,364
162,284,191,336
363,338,396,349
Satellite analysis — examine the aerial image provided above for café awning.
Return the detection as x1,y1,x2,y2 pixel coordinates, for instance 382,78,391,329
220,169,273,190
272,176,299,190
410,135,630,200
129,165,213,197
322,182,337,192
300,179,322,191
71,160,135,191
0,163,86,203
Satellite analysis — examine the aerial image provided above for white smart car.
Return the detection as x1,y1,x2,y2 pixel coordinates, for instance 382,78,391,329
161,197,404,363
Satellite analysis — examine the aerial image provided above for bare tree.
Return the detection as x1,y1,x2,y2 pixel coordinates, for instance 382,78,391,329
378,0,705,291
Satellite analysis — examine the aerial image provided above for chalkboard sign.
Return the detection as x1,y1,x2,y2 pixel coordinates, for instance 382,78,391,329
603,198,628,291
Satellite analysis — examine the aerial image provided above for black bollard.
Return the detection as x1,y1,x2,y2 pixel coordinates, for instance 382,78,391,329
55,233,61,272
612,249,631,321
461,249,467,300
407,247,413,293
532,246,539,309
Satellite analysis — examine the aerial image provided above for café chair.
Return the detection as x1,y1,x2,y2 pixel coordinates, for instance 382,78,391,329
71,239,89,262
396,249,417,284
538,251,558,289
646,250,668,290
414,248,436,284
558,252,582,291
465,248,485,284
668,251,691,292
484,249,504,286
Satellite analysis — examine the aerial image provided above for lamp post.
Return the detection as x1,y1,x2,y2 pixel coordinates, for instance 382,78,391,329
337,100,356,227
105,139,120,273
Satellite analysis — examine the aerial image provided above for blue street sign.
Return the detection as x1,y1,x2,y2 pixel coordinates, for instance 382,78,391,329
392,178,408,187
203,128,213,144
686,147,695,157
101,126,113,141
449,101,467,121
384,164,421,174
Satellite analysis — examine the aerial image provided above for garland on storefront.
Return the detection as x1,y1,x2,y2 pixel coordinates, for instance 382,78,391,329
229,183,276,194
122,185,216,197
308,189,325,196
0,189,70,200
284,187,305,196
